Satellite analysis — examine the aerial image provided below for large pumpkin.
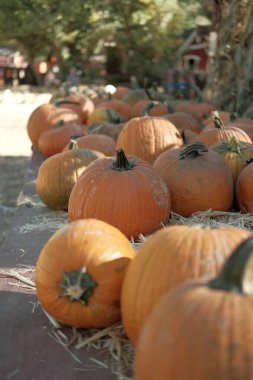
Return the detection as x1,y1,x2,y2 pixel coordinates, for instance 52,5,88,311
68,149,171,239
116,116,183,163
153,141,234,216
121,224,252,345
27,102,81,148
134,237,253,380
236,160,253,212
36,143,104,210
162,111,202,134
35,219,135,328
58,95,95,124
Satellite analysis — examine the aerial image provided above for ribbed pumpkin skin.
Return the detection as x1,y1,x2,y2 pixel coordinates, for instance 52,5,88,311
27,103,81,148
36,148,104,210
236,163,253,212
135,279,253,380
189,125,252,147
121,224,252,345
116,116,183,163
153,147,233,217
37,123,83,157
63,134,116,156
35,219,135,328
68,155,171,239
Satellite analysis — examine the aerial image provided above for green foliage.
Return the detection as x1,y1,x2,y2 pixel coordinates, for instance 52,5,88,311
0,0,210,84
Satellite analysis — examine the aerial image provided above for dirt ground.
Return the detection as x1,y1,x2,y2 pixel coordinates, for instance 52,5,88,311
0,156,30,247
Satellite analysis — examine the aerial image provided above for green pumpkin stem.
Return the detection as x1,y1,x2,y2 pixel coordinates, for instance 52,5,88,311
142,101,160,116
112,149,135,171
57,119,65,128
209,237,253,294
69,138,78,150
179,141,208,159
212,111,225,129
106,108,122,124
55,99,80,107
59,267,97,303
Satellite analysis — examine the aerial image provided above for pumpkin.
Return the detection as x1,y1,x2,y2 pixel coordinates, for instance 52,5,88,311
96,100,132,121
63,134,116,156
203,110,232,127
230,118,253,142
116,116,183,163
112,85,131,100
58,95,95,124
173,101,216,122
37,120,84,157
86,121,125,142
211,136,253,183
121,224,252,345
86,107,125,126
123,88,169,105
35,219,135,328
68,149,171,239
36,141,104,210
134,237,253,380
189,111,252,147
236,159,253,212
162,111,202,134
153,141,234,216
27,102,81,148
131,100,173,118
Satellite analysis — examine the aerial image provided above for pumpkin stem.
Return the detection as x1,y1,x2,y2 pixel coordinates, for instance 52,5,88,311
106,108,123,124
55,99,81,107
246,157,253,166
59,267,97,303
57,119,65,128
142,101,160,116
112,149,135,171
69,138,79,150
212,111,224,129
179,141,208,159
209,237,253,294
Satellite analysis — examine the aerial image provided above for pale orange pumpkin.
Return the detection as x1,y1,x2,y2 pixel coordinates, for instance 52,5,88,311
63,134,116,156
35,219,135,328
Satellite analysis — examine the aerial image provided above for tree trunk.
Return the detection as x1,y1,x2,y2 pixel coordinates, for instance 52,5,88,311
208,0,253,118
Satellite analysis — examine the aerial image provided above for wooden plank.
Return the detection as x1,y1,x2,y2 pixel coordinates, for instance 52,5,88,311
0,150,118,380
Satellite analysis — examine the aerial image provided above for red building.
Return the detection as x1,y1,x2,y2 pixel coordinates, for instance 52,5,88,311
177,25,211,73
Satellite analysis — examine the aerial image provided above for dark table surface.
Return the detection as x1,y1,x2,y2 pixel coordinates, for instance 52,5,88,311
0,150,120,380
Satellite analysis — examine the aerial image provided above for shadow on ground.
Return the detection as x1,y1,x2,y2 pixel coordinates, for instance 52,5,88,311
0,156,30,247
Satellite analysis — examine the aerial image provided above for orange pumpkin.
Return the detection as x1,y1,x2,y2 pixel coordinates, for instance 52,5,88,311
236,159,253,212
86,107,125,126
58,95,95,124
190,111,252,146
37,120,83,157
121,224,252,345
35,219,135,328
63,134,116,156
97,100,132,121
134,237,253,380
86,121,125,142
153,141,234,216
112,86,130,100
27,102,81,148
116,116,183,163
36,143,104,210
162,111,202,134
68,149,171,239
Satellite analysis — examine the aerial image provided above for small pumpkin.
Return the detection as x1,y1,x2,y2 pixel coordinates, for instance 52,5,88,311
112,86,131,100
190,111,252,147
131,100,173,118
36,140,104,210
63,134,116,156
35,219,135,328
68,149,171,239
134,237,253,380
37,120,84,157
27,102,81,148
211,136,253,183
96,100,132,121
86,107,125,126
116,116,183,163
121,224,252,345
86,121,125,142
153,141,234,216
162,111,202,134
58,95,95,124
